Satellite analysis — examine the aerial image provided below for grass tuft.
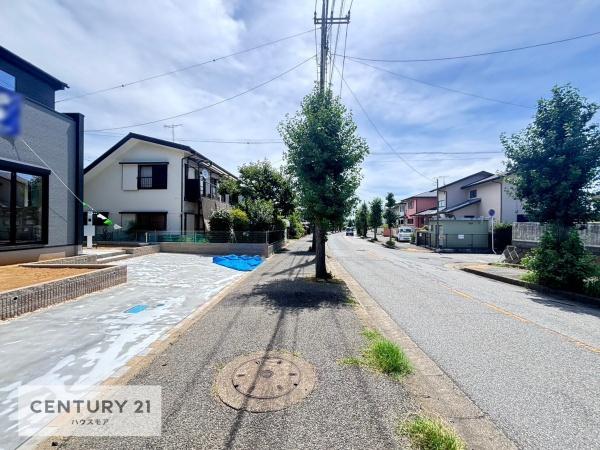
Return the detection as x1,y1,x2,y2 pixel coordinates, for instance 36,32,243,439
343,329,412,380
400,416,465,450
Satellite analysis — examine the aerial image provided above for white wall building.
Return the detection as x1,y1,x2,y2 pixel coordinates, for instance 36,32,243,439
84,133,235,233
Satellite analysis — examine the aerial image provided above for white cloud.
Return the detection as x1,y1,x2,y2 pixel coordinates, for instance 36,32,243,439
2,0,599,202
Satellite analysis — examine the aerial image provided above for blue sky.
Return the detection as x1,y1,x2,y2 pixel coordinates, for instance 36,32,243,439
1,0,600,201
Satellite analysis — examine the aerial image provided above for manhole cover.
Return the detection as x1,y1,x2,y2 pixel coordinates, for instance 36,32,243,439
215,351,316,412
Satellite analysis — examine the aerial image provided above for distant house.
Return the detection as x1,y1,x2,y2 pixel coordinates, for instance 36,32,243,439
0,46,84,265
416,171,526,225
84,133,236,233
400,191,437,228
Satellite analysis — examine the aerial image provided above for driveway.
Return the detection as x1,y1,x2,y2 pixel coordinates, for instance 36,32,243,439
0,253,242,450
328,233,600,450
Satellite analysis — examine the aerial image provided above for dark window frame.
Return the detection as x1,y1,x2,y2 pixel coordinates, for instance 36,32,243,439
134,212,167,231
469,189,477,199
0,161,49,247
137,164,168,190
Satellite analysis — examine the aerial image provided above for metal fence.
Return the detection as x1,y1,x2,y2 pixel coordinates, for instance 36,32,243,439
512,222,600,248
417,232,489,250
95,230,286,245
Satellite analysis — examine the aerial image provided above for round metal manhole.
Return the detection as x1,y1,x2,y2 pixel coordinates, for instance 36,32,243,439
215,351,316,412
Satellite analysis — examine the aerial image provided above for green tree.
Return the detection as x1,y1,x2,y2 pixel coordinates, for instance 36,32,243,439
383,192,398,244
209,209,232,231
369,197,383,241
503,85,600,229
279,87,369,278
245,199,274,231
238,160,296,218
355,202,369,237
218,177,240,205
503,85,600,288
230,208,250,231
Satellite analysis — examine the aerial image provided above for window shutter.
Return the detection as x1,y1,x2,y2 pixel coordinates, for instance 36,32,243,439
152,165,168,189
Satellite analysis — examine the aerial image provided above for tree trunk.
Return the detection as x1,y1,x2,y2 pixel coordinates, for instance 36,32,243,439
373,227,378,241
315,224,327,279
309,224,316,252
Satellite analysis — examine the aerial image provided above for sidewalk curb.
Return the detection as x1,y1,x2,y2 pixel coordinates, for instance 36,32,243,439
461,266,600,307
328,256,517,450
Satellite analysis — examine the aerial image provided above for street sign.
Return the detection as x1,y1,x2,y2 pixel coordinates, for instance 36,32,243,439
0,86,21,137
488,209,496,217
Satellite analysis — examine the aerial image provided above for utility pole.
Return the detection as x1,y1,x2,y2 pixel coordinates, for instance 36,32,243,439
314,0,350,93
164,123,183,142
435,177,441,251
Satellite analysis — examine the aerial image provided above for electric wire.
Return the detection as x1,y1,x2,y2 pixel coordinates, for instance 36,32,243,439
57,28,315,103
341,29,600,63
334,64,434,182
349,59,535,109
86,55,315,132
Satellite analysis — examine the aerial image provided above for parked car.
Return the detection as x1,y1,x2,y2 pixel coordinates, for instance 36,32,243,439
396,227,413,242
345,227,355,236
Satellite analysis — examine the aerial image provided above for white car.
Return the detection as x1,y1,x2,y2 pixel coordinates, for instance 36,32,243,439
396,227,413,242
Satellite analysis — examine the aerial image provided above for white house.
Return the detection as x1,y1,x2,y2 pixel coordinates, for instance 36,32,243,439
84,133,236,233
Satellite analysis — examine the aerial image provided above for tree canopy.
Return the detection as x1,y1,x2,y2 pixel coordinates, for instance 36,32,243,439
279,87,369,277
369,197,383,240
503,84,600,226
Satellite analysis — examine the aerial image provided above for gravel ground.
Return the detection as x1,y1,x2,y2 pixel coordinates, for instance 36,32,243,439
58,239,414,450
328,233,600,450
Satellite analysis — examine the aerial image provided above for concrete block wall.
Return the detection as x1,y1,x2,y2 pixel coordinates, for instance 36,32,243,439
0,266,126,320
159,242,268,257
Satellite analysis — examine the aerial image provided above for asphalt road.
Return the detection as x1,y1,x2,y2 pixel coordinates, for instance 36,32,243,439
328,233,600,450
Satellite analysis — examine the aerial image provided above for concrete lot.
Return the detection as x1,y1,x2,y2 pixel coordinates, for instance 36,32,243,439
0,253,242,450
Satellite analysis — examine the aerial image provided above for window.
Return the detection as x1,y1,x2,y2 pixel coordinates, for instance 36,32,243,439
135,213,167,231
469,189,477,199
0,163,48,246
408,200,414,209
138,164,167,189
438,199,446,208
0,69,15,91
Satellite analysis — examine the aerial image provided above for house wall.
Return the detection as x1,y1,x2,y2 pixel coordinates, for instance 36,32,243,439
473,181,501,220
500,181,524,223
0,59,56,108
84,141,184,231
440,173,490,208
404,196,436,225
0,99,81,264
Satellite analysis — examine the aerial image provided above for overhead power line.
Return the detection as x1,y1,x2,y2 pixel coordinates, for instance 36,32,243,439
57,28,315,103
371,151,503,155
85,131,284,144
340,29,600,63
334,64,434,183
85,55,315,132
349,59,535,109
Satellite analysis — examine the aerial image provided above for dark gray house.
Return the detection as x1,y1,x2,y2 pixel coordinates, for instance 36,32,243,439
0,47,84,264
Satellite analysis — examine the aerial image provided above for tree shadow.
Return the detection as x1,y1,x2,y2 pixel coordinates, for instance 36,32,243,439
524,290,600,317
252,278,352,311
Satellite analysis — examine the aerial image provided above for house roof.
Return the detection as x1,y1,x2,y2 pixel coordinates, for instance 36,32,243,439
414,208,439,216
443,198,481,213
401,191,437,201
0,46,68,90
84,132,237,178
461,174,502,188
434,171,493,191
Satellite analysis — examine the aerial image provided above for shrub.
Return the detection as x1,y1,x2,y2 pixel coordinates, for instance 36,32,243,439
288,212,305,239
244,199,274,231
522,226,596,290
209,209,232,232
493,223,512,253
231,208,250,231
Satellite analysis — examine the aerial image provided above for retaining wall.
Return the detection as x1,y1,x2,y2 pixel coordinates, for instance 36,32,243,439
512,222,600,255
0,265,127,320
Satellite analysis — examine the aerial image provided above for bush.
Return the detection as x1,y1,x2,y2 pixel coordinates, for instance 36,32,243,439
493,223,512,253
288,212,305,239
522,226,597,290
244,199,274,231
209,209,232,232
231,208,250,231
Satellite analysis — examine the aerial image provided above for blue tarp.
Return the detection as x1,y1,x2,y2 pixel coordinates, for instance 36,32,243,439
212,254,263,271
